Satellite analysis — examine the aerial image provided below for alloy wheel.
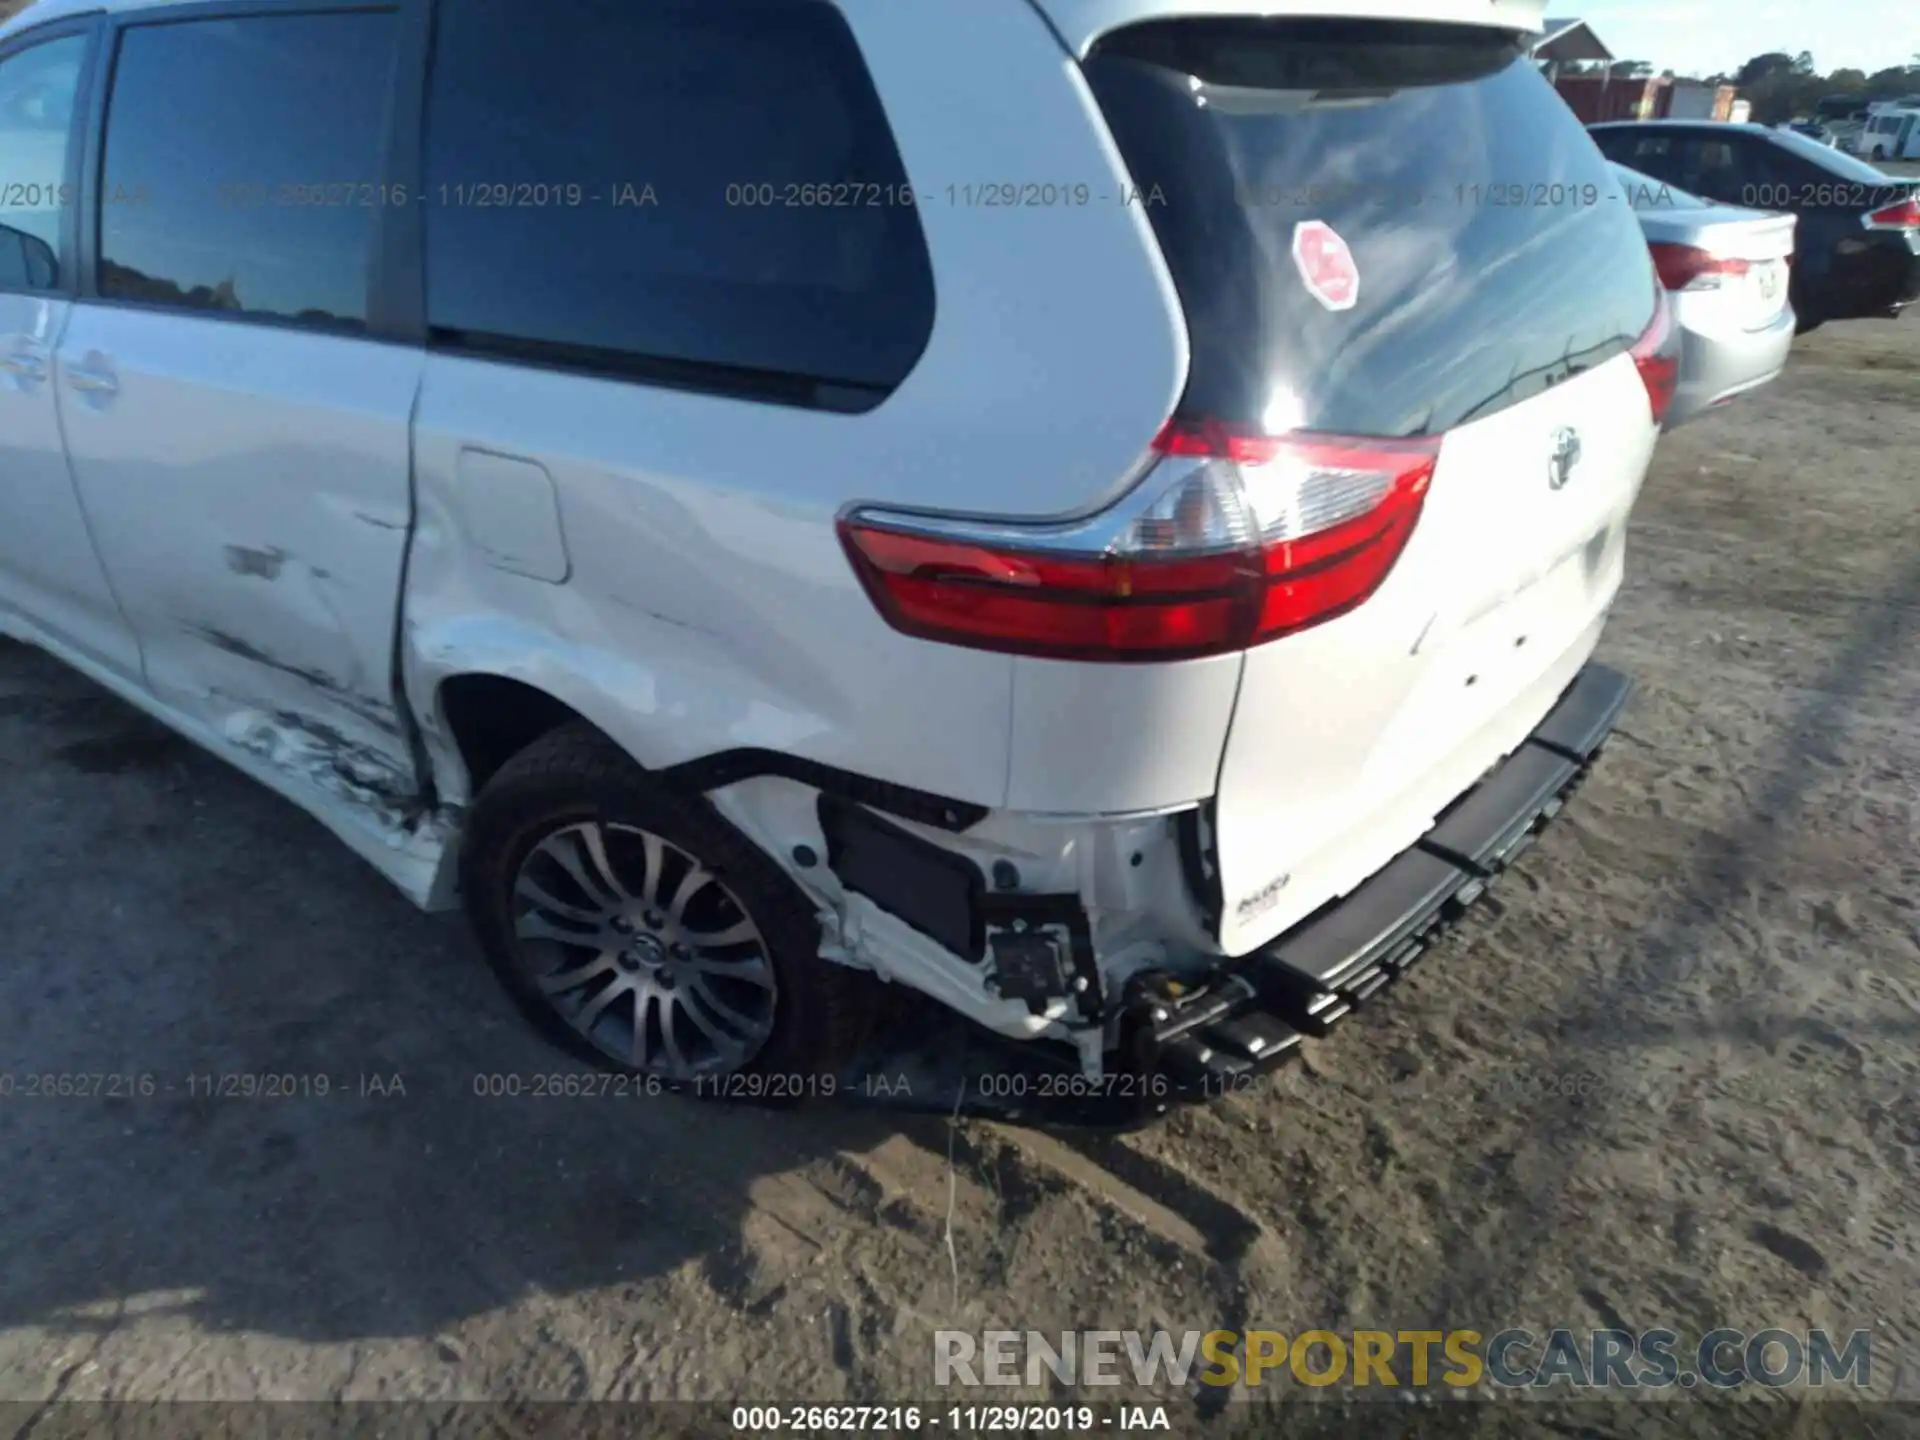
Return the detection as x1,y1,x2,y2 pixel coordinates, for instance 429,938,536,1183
510,820,779,1078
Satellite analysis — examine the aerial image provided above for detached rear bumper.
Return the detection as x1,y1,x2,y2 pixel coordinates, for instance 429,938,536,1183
839,662,1633,1127
1144,662,1632,1088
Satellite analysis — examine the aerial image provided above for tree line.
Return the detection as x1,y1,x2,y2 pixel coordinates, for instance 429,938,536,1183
1594,52,1920,125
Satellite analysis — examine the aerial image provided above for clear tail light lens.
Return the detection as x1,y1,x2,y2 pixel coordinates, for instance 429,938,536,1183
839,422,1440,663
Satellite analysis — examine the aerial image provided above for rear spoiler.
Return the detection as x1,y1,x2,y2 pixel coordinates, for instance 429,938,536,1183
1025,0,1549,57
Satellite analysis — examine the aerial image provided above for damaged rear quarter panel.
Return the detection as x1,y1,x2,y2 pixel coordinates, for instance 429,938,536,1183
401,355,1017,810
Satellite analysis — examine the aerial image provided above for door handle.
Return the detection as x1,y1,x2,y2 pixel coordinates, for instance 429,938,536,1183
0,350,46,383
65,361,119,398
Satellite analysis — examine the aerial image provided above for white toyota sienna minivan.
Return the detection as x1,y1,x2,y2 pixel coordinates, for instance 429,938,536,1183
0,0,1675,1107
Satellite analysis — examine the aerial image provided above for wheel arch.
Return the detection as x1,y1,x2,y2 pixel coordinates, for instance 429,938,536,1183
406,614,995,828
436,672,615,801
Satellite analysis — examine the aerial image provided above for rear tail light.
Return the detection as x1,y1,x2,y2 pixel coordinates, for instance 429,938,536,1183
1630,285,1679,426
1863,196,1920,230
839,422,1440,662
1649,242,1749,291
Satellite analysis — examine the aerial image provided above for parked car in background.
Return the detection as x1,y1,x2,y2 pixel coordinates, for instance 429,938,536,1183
1783,120,1838,147
1613,163,1795,426
1815,96,1872,153
1593,122,1920,331
1858,106,1920,161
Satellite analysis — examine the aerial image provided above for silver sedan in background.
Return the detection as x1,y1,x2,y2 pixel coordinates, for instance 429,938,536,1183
1615,163,1798,428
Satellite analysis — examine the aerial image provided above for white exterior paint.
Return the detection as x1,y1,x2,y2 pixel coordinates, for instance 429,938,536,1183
0,0,1657,1064
1212,351,1656,954
1032,0,1547,55
0,290,139,678
54,306,425,798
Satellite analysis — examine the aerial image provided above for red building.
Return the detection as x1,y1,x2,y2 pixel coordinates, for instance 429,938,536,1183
1530,17,1738,125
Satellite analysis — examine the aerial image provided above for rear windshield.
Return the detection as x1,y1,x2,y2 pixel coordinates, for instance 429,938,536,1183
1771,127,1894,182
1083,19,1657,437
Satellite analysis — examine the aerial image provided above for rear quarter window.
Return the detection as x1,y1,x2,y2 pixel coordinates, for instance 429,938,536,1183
422,0,934,408
1083,20,1657,437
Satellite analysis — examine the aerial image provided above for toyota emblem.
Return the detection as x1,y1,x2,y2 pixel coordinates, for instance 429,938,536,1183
1548,427,1582,491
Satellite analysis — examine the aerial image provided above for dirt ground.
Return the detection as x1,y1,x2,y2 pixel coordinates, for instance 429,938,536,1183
3,310,1919,1436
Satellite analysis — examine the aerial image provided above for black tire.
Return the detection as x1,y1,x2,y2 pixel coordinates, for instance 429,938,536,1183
460,722,875,1087
1790,278,1822,335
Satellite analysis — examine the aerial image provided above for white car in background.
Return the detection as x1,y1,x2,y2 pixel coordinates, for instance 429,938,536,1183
1615,163,1798,427
1859,107,1920,162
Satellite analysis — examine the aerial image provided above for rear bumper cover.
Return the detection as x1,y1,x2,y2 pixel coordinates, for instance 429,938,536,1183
1666,305,1794,428
839,661,1634,1126
1157,662,1629,1075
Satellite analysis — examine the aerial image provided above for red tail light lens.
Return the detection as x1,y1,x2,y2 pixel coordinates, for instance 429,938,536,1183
1865,196,1920,231
830,526,1256,657
839,423,1439,662
1630,286,1679,426
1648,242,1749,291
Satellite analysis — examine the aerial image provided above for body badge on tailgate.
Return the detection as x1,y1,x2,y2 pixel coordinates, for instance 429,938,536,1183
1236,871,1292,922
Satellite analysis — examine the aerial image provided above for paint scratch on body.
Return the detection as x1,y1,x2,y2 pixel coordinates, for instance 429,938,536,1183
188,624,402,737
223,707,420,830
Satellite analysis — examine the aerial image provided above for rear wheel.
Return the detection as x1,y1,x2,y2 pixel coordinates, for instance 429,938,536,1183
1789,276,1823,335
461,723,874,1086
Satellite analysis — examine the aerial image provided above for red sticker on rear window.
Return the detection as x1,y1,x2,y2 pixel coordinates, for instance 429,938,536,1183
1292,220,1359,312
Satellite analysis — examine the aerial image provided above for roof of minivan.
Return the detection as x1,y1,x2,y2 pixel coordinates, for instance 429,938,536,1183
4,0,1551,50
1,0,157,37
1031,0,1547,55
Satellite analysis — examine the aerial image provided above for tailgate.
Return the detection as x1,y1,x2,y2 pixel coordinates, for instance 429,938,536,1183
1077,15,1662,956
1701,212,1797,327
1212,355,1655,953
1644,203,1798,332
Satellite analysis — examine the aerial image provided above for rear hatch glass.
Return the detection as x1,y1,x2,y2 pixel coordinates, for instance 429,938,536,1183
1771,127,1913,195
1081,18,1658,437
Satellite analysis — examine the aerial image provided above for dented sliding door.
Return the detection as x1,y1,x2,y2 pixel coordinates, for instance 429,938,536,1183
55,5,424,810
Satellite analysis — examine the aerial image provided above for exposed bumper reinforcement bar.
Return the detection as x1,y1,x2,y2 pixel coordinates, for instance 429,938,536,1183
837,662,1633,1128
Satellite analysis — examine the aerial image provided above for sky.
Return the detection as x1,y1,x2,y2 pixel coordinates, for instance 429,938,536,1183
1561,0,1919,80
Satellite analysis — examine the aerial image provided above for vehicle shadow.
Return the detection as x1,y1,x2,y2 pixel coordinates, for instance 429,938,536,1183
0,639,911,1352
1459,541,1920,1329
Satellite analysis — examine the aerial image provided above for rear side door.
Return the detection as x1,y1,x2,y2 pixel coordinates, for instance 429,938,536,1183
0,17,139,678
1593,126,1681,182
56,0,425,798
